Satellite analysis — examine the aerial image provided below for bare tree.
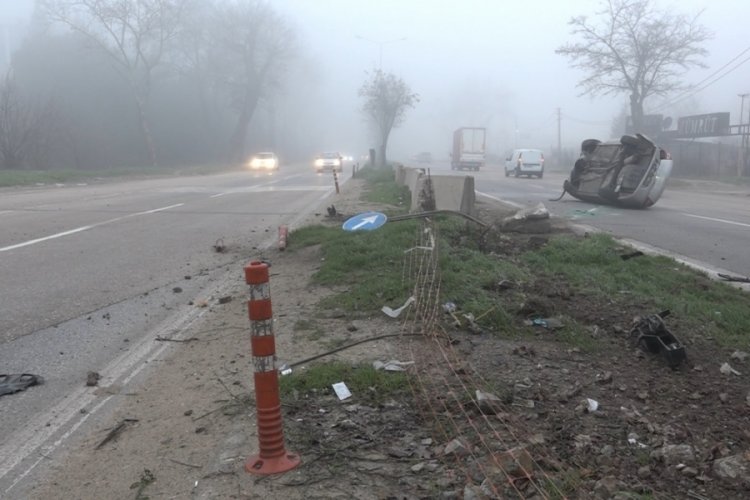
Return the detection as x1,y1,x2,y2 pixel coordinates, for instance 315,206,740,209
207,1,296,163
359,70,419,167
40,0,189,166
0,73,58,169
556,0,711,130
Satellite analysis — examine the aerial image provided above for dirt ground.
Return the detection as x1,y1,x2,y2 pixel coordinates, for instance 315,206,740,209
26,179,750,500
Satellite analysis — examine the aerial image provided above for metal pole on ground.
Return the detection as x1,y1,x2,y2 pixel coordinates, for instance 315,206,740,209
243,261,300,475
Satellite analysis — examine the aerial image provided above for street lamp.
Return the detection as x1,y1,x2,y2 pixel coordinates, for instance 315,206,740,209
355,35,407,69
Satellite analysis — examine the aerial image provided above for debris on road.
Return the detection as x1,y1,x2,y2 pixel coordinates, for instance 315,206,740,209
217,295,232,305
0,373,44,397
717,273,750,283
96,418,139,449
212,238,226,253
86,371,101,387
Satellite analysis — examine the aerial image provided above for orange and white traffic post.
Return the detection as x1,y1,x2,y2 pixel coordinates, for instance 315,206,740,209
278,225,288,251
243,260,300,475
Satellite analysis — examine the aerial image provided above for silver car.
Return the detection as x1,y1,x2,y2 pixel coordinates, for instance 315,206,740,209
561,134,673,209
505,149,545,178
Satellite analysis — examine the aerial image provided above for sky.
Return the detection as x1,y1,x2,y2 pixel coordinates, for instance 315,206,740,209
2,0,749,160
273,0,750,158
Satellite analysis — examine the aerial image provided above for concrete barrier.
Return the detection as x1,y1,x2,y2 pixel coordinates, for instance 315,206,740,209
402,167,425,194
410,174,476,215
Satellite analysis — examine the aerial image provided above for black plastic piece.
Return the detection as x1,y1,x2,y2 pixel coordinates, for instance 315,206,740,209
630,310,686,368
0,373,44,397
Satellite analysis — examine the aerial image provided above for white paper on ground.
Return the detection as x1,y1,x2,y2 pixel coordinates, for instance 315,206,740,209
332,382,352,400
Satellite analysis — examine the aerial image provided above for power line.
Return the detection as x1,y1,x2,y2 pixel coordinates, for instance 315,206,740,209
561,113,610,126
652,45,750,112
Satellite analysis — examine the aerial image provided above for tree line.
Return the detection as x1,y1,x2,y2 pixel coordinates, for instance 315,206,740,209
1,0,299,170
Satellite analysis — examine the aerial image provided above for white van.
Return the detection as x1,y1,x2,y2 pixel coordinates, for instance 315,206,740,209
505,149,545,178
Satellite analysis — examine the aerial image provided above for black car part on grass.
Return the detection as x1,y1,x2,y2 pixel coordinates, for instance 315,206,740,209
0,373,44,397
629,310,686,368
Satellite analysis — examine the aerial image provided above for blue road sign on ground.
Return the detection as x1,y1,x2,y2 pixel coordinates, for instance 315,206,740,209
342,211,388,232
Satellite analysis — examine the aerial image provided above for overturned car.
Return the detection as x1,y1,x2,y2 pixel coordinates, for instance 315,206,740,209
560,134,673,209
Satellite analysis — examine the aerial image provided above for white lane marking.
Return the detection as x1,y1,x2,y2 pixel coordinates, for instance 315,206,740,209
318,188,335,201
0,226,93,252
208,175,298,198
683,212,750,228
476,190,525,209
0,178,335,492
0,203,185,252
0,211,11,216
0,301,210,492
137,203,184,215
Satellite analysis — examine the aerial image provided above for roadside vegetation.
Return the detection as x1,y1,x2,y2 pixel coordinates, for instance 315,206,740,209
289,165,750,351
279,361,408,401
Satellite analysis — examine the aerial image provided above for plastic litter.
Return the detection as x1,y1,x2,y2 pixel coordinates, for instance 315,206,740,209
524,317,564,330
442,302,457,313
507,202,550,221
373,360,414,372
720,362,741,376
586,398,598,412
382,296,416,318
332,382,352,400
0,374,44,397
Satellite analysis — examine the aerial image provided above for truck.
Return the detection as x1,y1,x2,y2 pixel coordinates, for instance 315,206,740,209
451,127,486,171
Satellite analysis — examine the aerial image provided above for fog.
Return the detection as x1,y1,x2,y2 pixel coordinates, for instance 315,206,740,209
273,0,750,160
1,0,748,169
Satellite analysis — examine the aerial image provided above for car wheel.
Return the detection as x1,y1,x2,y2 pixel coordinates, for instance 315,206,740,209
581,139,601,154
514,168,520,178
538,172,543,179
505,169,510,177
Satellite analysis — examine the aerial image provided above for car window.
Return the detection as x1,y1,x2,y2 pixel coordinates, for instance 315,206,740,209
522,151,543,162
257,153,274,159
321,152,340,159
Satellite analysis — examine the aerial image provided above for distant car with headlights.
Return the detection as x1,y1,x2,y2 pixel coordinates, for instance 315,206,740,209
248,152,279,171
314,152,343,173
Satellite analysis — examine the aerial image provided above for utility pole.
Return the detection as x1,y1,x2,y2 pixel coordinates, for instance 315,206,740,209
556,107,562,166
739,93,749,177
355,35,407,70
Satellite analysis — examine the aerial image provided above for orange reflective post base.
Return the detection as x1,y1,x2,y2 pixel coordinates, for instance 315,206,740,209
243,261,300,476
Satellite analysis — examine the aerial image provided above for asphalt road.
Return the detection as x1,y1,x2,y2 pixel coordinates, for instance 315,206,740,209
431,159,750,277
0,164,344,492
2,159,748,493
